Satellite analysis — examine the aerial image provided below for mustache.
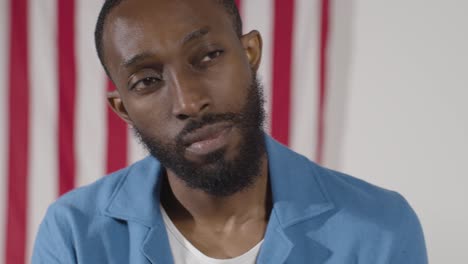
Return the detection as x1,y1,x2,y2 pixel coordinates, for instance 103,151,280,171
175,113,240,143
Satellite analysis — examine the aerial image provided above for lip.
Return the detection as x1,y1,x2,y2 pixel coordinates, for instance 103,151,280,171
182,122,233,156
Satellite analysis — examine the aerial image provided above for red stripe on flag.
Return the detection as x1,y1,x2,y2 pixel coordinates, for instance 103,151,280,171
316,0,330,164
5,0,29,263
58,0,77,194
271,0,295,145
234,0,241,10
106,80,128,173
234,0,242,30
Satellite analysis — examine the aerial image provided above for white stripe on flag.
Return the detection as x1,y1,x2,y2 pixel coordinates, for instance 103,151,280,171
290,0,321,160
323,0,353,168
27,0,59,260
242,0,274,133
76,0,107,187
0,0,9,261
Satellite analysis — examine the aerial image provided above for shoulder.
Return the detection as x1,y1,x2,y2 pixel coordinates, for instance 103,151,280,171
314,166,427,261
50,164,129,216
32,157,156,263
268,139,427,262
267,137,423,234
313,163,416,227
40,156,155,228
267,136,418,226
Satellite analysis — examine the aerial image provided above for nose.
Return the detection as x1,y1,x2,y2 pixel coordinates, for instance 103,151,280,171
168,69,210,120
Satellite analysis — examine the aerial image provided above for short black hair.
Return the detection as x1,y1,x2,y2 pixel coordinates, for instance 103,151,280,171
94,0,243,75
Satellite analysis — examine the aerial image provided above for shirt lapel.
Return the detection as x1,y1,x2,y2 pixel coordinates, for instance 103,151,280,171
259,137,337,264
141,224,174,264
102,156,174,264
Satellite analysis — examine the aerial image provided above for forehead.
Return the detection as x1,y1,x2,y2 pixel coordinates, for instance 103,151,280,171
103,0,235,64
110,0,230,30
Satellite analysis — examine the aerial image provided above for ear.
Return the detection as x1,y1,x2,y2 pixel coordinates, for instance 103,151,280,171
241,30,262,72
107,90,133,125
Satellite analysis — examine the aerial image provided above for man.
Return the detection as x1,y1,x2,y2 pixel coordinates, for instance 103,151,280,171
33,0,427,263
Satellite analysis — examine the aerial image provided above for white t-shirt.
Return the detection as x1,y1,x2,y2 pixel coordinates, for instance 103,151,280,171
160,206,263,264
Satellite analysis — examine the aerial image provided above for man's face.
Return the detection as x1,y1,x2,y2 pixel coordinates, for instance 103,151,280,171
102,0,265,196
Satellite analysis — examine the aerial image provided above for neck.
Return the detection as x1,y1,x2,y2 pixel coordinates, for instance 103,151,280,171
161,155,271,227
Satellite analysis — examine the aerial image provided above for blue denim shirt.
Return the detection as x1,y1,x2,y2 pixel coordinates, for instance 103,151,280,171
32,136,427,263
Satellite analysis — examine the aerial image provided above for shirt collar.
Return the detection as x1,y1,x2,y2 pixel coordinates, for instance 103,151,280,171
103,135,335,227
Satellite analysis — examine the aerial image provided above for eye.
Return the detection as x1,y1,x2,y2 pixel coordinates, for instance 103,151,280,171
131,76,162,92
200,50,223,63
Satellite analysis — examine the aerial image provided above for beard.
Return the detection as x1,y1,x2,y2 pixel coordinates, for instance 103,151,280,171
133,73,266,197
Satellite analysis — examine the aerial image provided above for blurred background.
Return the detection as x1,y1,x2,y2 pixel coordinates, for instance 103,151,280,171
1,0,467,263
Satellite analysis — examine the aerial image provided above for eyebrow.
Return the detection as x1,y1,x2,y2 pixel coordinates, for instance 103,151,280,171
181,27,210,46
121,27,211,68
121,52,155,68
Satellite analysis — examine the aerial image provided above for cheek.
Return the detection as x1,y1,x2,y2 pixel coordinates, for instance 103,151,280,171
208,59,252,110
123,94,178,140
219,82,249,110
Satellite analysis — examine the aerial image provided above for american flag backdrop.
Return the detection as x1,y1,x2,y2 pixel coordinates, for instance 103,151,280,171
0,0,352,263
